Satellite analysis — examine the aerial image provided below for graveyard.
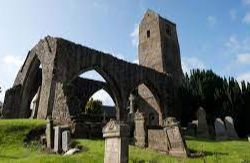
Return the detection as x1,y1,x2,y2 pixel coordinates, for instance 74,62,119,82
0,119,250,163
1,1,250,163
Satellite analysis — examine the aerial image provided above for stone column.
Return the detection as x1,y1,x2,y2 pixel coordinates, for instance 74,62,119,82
134,110,147,148
45,116,54,149
164,117,188,157
103,119,130,163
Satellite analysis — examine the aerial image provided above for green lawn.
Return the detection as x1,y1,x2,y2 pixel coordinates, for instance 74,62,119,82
0,119,249,163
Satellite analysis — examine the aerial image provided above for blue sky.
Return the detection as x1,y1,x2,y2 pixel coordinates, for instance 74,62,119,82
0,0,250,104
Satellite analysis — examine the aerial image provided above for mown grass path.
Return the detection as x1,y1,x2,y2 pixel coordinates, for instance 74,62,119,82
0,119,249,163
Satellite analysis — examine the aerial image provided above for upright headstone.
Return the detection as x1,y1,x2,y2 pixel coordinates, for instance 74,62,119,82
45,116,54,149
214,118,227,140
134,110,147,148
224,116,238,139
164,117,188,157
103,119,130,163
62,130,71,152
196,107,209,138
54,126,62,153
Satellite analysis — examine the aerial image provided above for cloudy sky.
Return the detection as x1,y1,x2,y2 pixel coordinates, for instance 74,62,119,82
0,0,250,105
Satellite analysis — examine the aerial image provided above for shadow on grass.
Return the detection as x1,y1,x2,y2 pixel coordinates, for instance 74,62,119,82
189,148,228,158
0,155,20,159
71,140,89,152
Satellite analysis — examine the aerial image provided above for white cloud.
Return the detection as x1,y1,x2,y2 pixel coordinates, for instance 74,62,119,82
236,53,250,64
130,23,139,47
79,70,105,82
0,55,24,102
229,9,237,20
237,72,250,83
207,16,217,27
243,12,250,24
225,35,250,54
242,0,250,5
91,89,115,106
3,55,23,67
182,57,205,74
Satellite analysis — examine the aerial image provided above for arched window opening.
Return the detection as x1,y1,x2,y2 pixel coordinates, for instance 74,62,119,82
128,83,162,127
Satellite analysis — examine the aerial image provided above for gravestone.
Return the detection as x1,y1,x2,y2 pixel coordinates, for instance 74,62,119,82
224,116,238,139
62,130,71,152
196,107,209,138
54,126,62,153
134,110,147,148
103,119,130,163
214,118,227,140
45,116,54,149
164,117,188,157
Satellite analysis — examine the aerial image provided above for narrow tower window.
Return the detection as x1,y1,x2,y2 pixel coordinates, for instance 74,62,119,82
147,30,150,38
166,25,171,36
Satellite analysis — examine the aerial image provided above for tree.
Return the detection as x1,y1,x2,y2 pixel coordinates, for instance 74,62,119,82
179,69,250,137
85,98,103,115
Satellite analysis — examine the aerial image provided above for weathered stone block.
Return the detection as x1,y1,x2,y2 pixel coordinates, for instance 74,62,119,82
134,110,147,148
103,119,130,163
196,107,209,138
164,117,188,157
224,116,238,139
62,130,71,152
214,118,227,141
54,126,62,153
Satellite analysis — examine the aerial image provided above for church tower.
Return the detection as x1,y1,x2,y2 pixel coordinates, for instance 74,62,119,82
137,10,183,126
138,9,183,81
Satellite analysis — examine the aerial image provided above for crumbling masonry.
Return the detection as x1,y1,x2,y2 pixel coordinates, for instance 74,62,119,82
2,10,183,128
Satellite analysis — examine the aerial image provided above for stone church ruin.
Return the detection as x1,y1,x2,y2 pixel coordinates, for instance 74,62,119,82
2,9,188,157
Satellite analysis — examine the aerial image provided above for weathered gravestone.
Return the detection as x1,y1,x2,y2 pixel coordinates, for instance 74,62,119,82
62,130,71,152
214,118,227,140
224,116,238,139
103,119,130,163
134,110,147,148
45,116,54,149
164,117,189,157
196,107,209,138
54,126,62,153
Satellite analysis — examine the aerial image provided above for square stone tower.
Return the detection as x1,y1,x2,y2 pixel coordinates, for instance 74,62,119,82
139,9,183,81
137,10,183,126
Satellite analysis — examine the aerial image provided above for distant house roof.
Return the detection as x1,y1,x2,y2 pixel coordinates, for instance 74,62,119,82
102,105,116,117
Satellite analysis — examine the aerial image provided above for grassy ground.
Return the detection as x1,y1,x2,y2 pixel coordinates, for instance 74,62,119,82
0,119,250,163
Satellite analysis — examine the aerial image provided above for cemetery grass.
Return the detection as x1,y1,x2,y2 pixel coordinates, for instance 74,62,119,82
0,120,250,163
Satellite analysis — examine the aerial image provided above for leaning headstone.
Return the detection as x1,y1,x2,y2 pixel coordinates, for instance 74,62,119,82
164,117,189,157
45,116,54,149
54,126,62,153
103,119,130,163
62,130,71,152
196,107,209,138
134,110,147,148
214,118,227,140
224,116,238,139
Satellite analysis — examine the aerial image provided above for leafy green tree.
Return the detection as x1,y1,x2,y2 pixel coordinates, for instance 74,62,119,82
85,98,103,115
